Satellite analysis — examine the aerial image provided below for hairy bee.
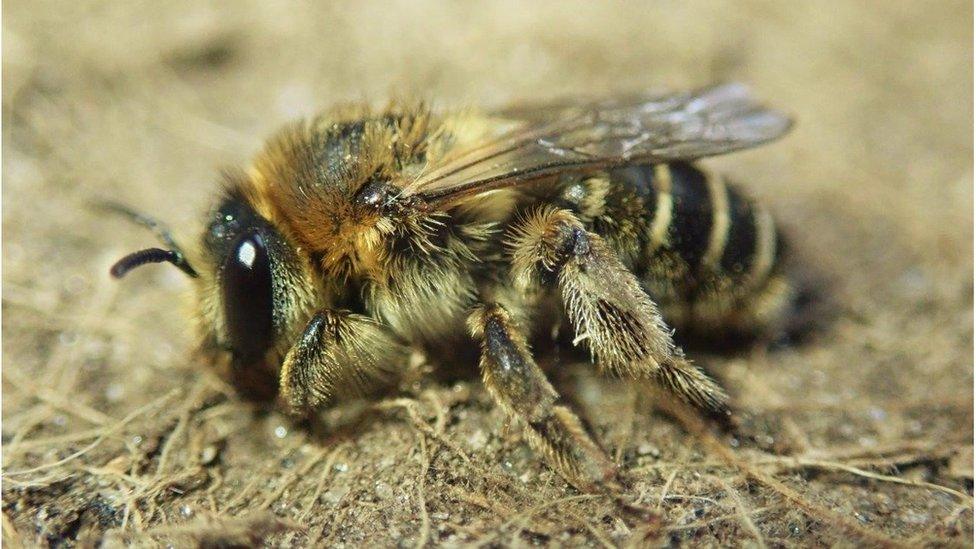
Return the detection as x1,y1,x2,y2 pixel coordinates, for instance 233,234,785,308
109,84,795,490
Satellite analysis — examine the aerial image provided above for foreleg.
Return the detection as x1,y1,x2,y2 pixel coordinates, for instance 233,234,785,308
279,310,409,414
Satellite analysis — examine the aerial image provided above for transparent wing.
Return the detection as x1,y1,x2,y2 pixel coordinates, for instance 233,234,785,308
403,84,792,206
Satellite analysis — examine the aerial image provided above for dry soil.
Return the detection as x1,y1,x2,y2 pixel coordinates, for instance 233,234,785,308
2,1,973,547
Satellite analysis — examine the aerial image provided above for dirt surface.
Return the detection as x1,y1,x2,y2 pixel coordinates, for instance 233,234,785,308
3,1,973,547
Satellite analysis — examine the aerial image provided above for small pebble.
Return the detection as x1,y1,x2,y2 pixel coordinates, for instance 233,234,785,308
637,443,661,457
273,501,297,515
105,383,124,402
200,445,219,465
466,430,488,448
322,485,349,505
374,481,393,500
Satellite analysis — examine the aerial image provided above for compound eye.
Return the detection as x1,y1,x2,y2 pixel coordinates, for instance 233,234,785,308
222,232,275,362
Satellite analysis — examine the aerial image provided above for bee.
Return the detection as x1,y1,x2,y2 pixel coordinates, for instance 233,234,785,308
108,84,794,490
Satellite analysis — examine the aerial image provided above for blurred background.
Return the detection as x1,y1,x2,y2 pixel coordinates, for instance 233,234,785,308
3,1,972,546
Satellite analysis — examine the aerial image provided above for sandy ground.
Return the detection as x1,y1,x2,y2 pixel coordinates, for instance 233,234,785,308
2,1,973,546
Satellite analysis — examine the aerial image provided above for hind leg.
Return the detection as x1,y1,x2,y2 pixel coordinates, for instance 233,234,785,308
508,206,729,413
468,303,617,491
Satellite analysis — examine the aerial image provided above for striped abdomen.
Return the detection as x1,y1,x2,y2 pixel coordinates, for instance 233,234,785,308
595,162,788,333
630,162,779,283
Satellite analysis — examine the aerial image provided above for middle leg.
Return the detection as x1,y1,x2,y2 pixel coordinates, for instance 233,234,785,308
468,302,617,491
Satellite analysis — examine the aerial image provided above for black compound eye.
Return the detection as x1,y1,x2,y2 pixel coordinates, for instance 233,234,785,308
222,231,275,362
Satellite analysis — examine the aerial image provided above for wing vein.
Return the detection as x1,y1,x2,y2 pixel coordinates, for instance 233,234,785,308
405,85,791,207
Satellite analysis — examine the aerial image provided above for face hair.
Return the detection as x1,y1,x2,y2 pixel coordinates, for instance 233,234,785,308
98,200,198,278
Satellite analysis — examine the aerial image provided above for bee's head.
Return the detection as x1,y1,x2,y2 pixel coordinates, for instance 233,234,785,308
107,188,316,402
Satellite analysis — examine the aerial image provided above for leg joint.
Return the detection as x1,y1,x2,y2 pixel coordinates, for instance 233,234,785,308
508,207,590,288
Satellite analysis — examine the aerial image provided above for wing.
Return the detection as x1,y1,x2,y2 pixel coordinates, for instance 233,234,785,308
402,84,792,206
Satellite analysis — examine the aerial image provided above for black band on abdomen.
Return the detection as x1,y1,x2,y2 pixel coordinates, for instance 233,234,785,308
719,185,758,276
667,163,713,269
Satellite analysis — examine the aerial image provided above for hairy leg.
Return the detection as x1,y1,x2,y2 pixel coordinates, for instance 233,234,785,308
279,310,409,414
508,206,729,413
468,303,617,491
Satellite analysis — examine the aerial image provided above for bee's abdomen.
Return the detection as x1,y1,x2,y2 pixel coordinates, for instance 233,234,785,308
601,163,774,279
599,162,785,331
